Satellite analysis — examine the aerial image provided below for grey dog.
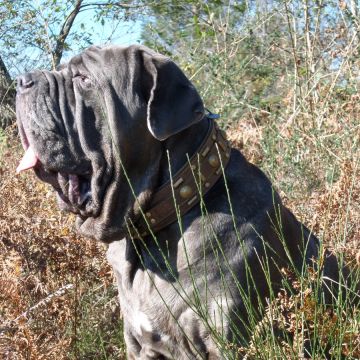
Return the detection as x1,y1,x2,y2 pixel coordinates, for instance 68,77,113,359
16,45,346,359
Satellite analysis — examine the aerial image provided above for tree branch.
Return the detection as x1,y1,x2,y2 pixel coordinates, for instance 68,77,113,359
51,1,156,67
79,2,151,10
0,54,12,84
52,0,83,67
0,53,15,129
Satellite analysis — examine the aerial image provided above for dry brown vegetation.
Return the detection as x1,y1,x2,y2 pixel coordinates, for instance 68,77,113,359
227,95,360,263
0,127,125,359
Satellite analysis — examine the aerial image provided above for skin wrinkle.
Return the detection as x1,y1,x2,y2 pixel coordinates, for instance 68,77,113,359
56,70,79,156
15,45,352,359
74,81,106,216
77,54,121,221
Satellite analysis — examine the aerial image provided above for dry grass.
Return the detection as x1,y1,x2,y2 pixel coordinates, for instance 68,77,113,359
234,267,360,359
227,94,360,263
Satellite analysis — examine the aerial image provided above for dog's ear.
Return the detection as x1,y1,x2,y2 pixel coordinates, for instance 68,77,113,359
141,50,205,141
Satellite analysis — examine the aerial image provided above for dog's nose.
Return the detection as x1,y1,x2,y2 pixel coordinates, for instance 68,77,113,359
17,73,34,90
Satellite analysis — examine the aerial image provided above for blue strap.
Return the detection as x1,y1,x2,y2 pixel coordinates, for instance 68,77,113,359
205,109,220,120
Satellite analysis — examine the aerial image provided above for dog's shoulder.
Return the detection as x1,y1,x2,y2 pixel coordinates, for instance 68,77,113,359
222,148,281,214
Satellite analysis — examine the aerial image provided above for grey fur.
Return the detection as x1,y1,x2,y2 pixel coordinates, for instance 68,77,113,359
16,45,345,359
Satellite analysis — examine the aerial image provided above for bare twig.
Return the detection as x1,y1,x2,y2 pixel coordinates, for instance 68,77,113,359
13,284,74,323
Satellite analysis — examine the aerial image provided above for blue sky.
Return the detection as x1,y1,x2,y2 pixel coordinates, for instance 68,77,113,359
61,10,144,62
5,6,144,76
78,12,142,45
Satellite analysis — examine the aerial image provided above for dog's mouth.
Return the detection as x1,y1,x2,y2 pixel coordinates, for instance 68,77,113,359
17,146,93,216
55,172,92,213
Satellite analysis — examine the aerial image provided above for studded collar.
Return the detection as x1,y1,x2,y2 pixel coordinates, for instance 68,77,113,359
128,118,231,239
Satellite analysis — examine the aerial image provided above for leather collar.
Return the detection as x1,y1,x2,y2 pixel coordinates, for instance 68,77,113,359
129,118,231,239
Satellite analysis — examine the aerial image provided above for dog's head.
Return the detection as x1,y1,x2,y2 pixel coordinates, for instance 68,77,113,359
16,45,204,242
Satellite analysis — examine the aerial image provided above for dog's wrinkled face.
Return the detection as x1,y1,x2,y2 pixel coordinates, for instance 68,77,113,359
16,45,204,242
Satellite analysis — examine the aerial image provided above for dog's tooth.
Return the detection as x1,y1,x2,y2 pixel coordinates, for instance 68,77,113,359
79,190,91,206
68,174,80,204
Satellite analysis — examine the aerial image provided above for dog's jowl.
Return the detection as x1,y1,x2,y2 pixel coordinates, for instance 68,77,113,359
16,45,353,359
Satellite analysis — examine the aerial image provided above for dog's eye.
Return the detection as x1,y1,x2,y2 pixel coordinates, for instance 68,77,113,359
73,74,90,85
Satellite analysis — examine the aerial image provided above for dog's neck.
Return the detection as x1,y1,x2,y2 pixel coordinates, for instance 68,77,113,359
129,116,231,239
158,118,210,186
